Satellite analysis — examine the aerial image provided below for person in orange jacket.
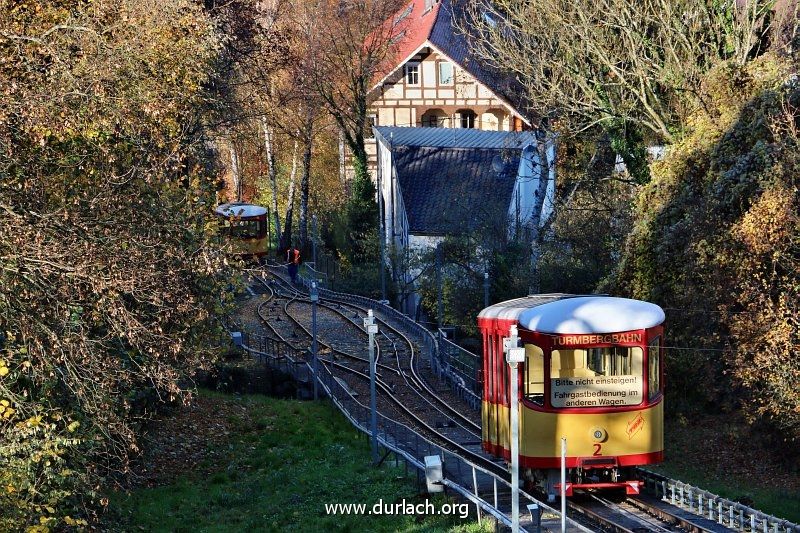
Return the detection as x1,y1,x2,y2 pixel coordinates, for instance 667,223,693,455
286,243,301,283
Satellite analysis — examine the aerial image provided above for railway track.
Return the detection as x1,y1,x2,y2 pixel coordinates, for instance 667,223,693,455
251,271,497,472
232,267,749,533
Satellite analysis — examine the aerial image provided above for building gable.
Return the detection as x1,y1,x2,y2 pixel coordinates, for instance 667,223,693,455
369,0,529,125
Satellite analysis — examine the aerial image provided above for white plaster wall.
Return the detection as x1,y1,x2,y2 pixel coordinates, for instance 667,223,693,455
396,107,412,128
409,234,444,252
422,61,436,87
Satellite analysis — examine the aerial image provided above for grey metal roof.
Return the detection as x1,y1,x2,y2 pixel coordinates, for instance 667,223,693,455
392,144,522,235
374,126,536,150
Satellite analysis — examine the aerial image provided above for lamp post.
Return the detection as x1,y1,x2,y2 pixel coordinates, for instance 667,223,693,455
364,310,379,464
312,215,318,281
310,281,319,400
561,437,567,533
436,243,443,328
504,325,525,533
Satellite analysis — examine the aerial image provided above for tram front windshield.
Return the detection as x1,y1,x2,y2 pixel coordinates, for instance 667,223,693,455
222,219,263,239
523,344,644,408
550,347,643,407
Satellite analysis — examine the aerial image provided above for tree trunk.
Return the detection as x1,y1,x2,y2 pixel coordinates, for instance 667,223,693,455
528,138,554,294
338,128,347,186
298,113,314,251
281,138,299,250
229,141,241,202
261,117,281,249
351,141,369,185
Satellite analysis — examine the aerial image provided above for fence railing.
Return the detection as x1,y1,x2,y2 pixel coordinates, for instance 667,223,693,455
437,329,481,410
305,251,345,291
229,322,589,532
639,469,800,532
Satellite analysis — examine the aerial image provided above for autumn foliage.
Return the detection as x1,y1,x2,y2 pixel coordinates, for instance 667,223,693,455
0,0,230,527
611,54,799,441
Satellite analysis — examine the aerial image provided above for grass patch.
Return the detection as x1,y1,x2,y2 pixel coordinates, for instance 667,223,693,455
652,413,800,523
110,391,491,532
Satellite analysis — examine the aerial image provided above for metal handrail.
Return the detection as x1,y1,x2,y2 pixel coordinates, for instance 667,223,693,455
638,468,800,532
437,329,481,409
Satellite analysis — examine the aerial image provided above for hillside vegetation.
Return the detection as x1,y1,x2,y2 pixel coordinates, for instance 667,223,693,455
0,2,229,528
1,0,797,528
609,53,799,443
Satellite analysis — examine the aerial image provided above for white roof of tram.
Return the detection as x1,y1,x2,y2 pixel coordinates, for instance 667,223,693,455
478,294,576,321
518,296,664,334
214,203,267,218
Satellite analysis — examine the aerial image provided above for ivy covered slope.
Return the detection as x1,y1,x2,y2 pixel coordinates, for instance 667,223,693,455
0,1,229,529
610,53,799,442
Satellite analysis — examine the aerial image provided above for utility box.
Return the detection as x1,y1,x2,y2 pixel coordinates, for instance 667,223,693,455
424,455,443,493
528,503,542,532
231,331,243,347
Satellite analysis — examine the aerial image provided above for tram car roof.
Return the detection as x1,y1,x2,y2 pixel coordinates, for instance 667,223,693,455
214,202,267,218
479,295,665,334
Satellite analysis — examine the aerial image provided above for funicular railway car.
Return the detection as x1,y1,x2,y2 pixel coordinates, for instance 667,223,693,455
215,203,269,260
478,295,665,499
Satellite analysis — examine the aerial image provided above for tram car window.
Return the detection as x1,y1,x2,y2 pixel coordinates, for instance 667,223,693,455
223,219,263,240
648,336,662,401
524,344,545,405
478,294,665,500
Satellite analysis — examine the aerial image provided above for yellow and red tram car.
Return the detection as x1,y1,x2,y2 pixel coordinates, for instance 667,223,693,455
478,295,665,499
215,203,269,260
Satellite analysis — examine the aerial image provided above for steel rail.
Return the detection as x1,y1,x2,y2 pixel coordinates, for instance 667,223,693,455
265,271,483,438
267,268,482,435
253,278,505,477
255,277,401,378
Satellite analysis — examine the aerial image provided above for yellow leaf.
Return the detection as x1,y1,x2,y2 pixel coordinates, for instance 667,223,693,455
0,367,8,376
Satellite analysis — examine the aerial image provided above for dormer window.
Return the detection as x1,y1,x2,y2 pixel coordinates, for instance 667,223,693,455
405,62,420,85
424,0,437,11
390,30,407,45
395,2,413,24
